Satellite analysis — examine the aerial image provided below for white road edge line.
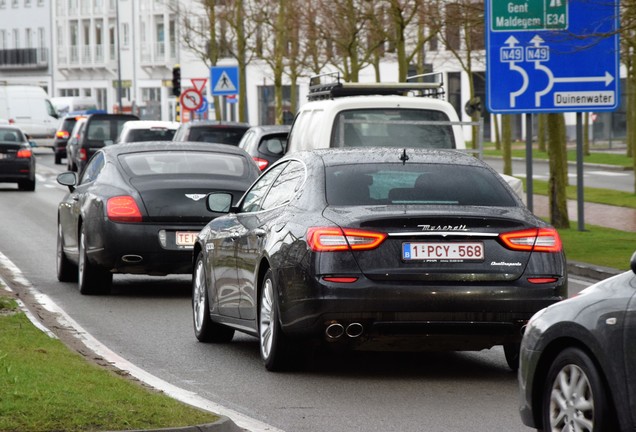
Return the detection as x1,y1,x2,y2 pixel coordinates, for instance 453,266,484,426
0,251,284,432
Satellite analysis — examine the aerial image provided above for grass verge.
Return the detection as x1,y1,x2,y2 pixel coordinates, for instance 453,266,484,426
0,294,218,432
519,178,636,209
556,224,636,270
483,146,633,168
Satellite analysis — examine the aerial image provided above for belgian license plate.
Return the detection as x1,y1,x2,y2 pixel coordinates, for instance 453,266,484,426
402,242,484,261
176,231,198,247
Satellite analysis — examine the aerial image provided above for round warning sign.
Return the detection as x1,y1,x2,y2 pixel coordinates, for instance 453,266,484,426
180,89,203,111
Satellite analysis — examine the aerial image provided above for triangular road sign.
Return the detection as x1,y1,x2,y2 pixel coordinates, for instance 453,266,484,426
191,78,207,93
213,71,237,93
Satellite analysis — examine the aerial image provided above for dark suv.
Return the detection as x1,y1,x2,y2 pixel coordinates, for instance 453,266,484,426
172,120,249,145
66,113,138,172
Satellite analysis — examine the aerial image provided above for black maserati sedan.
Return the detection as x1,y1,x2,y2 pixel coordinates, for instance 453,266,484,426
519,251,636,432
191,148,567,371
56,141,260,295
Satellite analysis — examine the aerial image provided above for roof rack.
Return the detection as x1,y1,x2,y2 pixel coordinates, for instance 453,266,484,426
308,72,445,101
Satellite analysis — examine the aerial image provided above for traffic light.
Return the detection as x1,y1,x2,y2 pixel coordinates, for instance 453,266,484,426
172,65,181,97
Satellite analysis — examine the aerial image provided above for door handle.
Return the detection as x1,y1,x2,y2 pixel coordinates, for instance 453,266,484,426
254,228,266,237
230,231,240,240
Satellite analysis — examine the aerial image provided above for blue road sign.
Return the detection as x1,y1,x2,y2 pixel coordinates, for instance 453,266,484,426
210,66,239,96
196,98,209,114
486,0,620,114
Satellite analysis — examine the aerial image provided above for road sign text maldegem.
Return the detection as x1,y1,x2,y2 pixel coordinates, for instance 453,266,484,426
491,0,568,32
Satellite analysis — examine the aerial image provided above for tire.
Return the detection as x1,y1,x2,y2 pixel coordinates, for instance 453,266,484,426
192,252,234,343
259,269,297,371
54,153,62,165
78,226,112,295
18,179,35,191
504,343,520,371
542,347,614,432
56,222,77,282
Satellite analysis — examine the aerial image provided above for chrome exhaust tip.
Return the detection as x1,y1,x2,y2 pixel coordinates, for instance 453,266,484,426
325,322,345,339
346,322,364,338
122,254,143,263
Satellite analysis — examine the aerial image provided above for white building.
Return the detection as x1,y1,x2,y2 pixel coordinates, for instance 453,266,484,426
0,0,625,144
0,0,53,92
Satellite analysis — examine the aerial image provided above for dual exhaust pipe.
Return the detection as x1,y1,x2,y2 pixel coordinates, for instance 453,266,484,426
325,322,364,340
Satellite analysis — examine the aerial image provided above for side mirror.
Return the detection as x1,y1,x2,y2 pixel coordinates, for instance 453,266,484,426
631,250,636,274
57,171,78,192
29,141,38,147
206,192,233,214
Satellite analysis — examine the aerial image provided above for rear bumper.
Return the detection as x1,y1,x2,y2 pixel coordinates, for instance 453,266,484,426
0,161,35,182
278,273,565,349
85,220,202,275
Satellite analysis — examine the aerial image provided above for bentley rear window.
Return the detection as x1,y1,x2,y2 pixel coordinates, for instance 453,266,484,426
325,163,517,207
121,151,247,177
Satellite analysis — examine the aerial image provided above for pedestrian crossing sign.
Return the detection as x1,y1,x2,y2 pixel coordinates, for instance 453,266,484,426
210,66,239,96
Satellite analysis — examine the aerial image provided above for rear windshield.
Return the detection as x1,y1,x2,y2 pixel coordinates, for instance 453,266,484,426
331,108,455,149
127,128,176,142
87,118,135,144
325,163,517,207
188,126,248,145
120,151,248,177
0,128,25,143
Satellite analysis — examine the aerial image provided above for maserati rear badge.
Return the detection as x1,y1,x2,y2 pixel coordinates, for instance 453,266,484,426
185,194,206,202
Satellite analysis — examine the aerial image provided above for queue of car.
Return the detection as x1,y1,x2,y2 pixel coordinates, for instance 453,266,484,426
39,77,634,431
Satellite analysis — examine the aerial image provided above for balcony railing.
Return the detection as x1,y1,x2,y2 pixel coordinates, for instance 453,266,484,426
0,48,49,70
140,41,176,66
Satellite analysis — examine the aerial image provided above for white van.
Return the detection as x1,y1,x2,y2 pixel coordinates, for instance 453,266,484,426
0,84,59,138
50,96,99,117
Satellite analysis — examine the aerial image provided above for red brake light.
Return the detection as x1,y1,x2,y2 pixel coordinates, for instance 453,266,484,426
323,276,359,283
107,196,142,222
8,118,15,125
307,227,387,252
499,228,562,253
254,157,269,171
528,277,559,284
16,149,32,158
56,130,70,139
79,148,87,161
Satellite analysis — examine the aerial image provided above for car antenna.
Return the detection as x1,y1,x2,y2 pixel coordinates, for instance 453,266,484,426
399,148,409,165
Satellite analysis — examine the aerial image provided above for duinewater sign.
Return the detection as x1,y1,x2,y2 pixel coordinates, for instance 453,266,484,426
486,0,620,114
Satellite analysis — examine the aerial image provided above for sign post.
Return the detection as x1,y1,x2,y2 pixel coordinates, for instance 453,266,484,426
486,0,620,230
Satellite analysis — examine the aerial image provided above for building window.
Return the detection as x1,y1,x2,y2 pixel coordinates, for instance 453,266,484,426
24,0,31,6
121,22,129,49
0,0,6,8
12,0,19,7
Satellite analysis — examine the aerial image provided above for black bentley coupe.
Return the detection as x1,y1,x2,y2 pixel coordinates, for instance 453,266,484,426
56,141,260,294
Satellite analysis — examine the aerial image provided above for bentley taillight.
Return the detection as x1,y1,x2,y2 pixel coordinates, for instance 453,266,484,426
307,227,386,252
107,196,142,222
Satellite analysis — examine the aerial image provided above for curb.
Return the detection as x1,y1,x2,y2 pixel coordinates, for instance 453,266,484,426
104,416,247,432
567,259,622,281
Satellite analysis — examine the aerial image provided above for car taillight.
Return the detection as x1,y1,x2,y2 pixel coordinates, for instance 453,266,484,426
8,118,15,125
56,130,70,139
79,148,87,161
254,157,269,171
499,228,562,252
107,196,142,222
16,149,32,158
307,227,387,252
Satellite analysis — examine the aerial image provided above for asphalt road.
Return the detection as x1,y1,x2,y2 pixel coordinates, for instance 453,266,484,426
0,148,599,432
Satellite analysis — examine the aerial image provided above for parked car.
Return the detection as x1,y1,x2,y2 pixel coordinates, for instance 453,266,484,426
0,125,36,191
53,112,106,165
192,148,567,371
238,125,290,170
172,120,250,145
65,113,139,172
56,141,260,295
115,120,179,143
519,251,636,432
